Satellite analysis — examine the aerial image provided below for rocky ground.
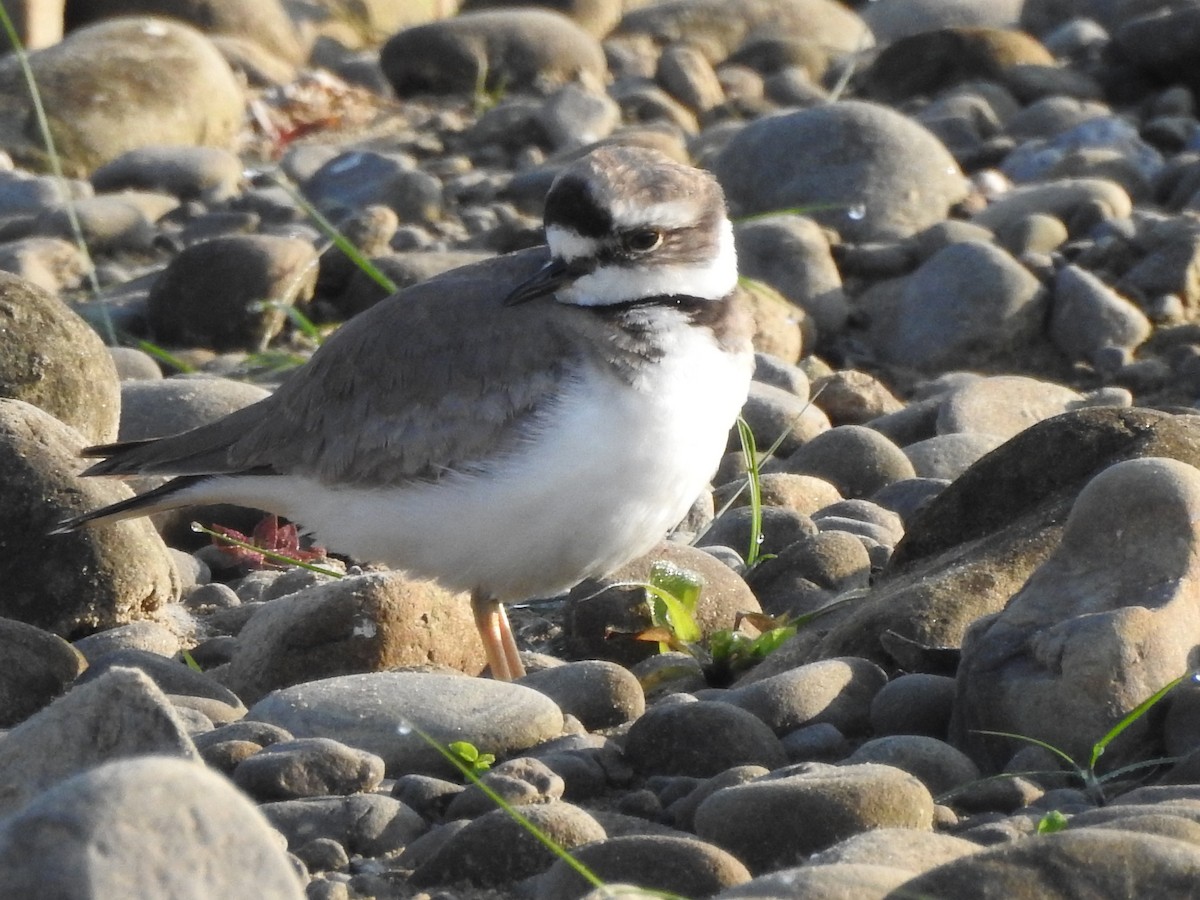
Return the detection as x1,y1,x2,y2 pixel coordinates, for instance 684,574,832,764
5,0,1200,897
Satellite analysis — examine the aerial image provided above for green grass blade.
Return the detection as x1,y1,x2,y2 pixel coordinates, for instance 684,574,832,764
972,729,1080,769
735,416,764,566
1089,671,1193,770
267,174,399,294
136,339,197,374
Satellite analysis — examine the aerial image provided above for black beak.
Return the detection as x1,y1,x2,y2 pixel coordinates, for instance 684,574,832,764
504,258,571,306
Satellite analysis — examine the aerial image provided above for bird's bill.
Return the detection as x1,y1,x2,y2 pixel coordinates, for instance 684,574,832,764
503,258,571,306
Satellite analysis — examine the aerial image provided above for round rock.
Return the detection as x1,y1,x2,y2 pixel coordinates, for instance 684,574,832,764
517,659,645,731
0,399,179,635
223,572,489,704
381,9,606,96
536,834,752,900
148,234,318,351
624,700,788,777
0,18,244,174
246,671,565,777
779,425,916,499
713,101,968,242
232,737,386,800
0,271,120,443
0,617,85,726
0,756,302,898
694,763,935,872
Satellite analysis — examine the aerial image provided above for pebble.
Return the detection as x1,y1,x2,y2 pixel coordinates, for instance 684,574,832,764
535,834,751,900
0,757,303,899
0,667,197,817
625,700,788,777
116,375,271,441
517,659,645,731
232,737,385,800
246,671,565,776
91,145,243,203
725,656,888,736
779,425,916,499
693,763,935,872
0,617,84,726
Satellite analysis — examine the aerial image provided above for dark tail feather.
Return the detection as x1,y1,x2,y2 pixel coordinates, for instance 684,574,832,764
51,475,206,534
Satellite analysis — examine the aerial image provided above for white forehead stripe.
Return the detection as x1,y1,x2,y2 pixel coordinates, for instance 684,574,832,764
545,225,598,263
608,198,700,230
558,219,738,306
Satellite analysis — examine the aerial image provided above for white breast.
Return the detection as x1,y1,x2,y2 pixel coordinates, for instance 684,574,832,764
192,320,753,601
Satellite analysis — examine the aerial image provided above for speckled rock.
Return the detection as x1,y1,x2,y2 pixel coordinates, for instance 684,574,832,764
0,399,179,635
222,572,489,704
0,271,120,443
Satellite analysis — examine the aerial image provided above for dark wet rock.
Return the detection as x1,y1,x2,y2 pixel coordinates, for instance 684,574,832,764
148,234,318,351
247,671,564,777
0,617,85,727
223,572,488,704
625,700,788,777
0,271,120,443
714,101,967,242
535,834,752,900
694,763,935,872
565,541,760,666
0,667,197,817
0,18,244,175
1,399,179,635
411,801,606,888
381,9,606,97
953,456,1200,772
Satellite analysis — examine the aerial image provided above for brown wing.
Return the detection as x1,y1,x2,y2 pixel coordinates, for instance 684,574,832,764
83,248,584,485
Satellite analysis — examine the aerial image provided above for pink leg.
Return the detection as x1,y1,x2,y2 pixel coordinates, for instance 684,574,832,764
471,593,526,680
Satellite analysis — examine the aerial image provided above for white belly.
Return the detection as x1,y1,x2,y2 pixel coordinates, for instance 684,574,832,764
195,331,752,601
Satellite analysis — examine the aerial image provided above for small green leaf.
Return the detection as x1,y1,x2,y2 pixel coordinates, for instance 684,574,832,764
180,649,202,673
1037,810,1069,834
646,561,703,645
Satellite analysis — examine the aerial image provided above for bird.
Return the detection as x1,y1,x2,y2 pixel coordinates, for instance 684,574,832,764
54,145,755,681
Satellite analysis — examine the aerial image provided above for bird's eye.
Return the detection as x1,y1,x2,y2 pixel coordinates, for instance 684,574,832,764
623,229,663,253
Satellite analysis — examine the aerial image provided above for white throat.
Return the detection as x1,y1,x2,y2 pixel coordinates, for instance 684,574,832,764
545,219,738,307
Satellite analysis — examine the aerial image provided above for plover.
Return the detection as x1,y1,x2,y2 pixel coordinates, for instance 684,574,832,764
55,145,754,680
